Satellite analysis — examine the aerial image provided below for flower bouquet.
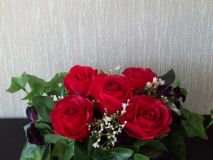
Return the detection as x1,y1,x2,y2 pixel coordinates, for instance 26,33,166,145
7,65,213,160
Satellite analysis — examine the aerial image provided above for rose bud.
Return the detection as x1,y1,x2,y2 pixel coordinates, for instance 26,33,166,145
27,123,44,145
26,106,38,122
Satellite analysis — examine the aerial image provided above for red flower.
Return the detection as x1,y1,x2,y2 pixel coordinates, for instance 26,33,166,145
122,67,157,93
50,95,93,140
91,75,132,114
120,95,172,140
64,65,98,96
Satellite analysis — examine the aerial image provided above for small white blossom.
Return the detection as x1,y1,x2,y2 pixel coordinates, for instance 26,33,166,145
92,142,100,148
146,82,152,88
170,103,181,115
91,104,128,149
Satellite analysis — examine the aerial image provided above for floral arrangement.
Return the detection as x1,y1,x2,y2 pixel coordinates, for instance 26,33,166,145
7,65,213,160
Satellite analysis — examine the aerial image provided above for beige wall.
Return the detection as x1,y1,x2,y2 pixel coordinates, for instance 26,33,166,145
0,0,213,117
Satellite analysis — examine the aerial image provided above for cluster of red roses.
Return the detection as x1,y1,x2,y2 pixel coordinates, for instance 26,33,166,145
50,65,172,142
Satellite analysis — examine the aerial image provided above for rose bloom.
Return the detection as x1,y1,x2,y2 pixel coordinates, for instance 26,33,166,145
64,65,98,96
90,75,132,114
50,95,93,140
122,67,157,93
120,95,172,140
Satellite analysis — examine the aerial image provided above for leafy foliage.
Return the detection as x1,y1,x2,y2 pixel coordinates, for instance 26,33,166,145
133,140,167,153
7,72,28,93
94,147,133,160
206,110,213,130
134,154,150,160
20,143,48,160
32,96,55,122
181,109,207,139
158,69,175,85
7,69,211,160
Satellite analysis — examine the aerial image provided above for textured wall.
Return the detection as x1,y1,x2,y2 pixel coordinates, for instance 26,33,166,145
0,0,213,118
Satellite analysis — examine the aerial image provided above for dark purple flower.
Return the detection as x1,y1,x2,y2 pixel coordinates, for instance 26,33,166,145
27,123,44,145
156,85,172,97
26,106,38,122
116,132,135,146
173,87,186,102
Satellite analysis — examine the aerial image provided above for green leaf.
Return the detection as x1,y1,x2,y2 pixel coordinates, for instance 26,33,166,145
180,88,188,97
20,143,48,160
27,74,47,90
35,122,53,135
133,140,167,152
74,138,94,160
206,110,213,129
32,96,55,122
94,147,133,160
211,110,213,119
52,139,74,160
145,140,167,152
134,154,150,160
159,69,176,85
133,141,146,152
48,72,67,84
7,72,28,93
44,134,69,144
167,132,186,160
181,109,207,139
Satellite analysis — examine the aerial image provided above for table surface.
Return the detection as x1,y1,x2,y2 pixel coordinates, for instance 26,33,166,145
0,118,213,160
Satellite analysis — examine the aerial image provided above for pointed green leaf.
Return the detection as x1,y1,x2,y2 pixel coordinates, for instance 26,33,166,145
32,96,55,122
181,109,207,139
74,138,94,160
133,139,167,152
94,147,133,160
52,139,74,160
134,154,150,160
159,69,175,85
20,143,48,160
27,74,47,90
44,134,69,144
7,72,28,93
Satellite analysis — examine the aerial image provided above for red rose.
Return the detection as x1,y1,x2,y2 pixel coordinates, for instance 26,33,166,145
64,65,98,96
120,95,172,140
122,67,157,93
50,95,93,140
91,75,132,114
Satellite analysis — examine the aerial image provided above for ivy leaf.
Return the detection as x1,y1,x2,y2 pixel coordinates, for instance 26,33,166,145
133,141,146,152
7,72,28,93
94,147,133,160
134,154,150,160
165,131,186,160
133,140,167,152
159,69,175,85
20,143,48,160
145,140,168,152
48,72,68,84
44,134,69,144
206,110,213,129
35,122,53,135
74,138,94,160
32,96,55,122
27,74,47,90
181,109,207,140
52,139,74,160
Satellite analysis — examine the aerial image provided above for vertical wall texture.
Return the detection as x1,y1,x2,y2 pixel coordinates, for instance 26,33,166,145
0,0,213,117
